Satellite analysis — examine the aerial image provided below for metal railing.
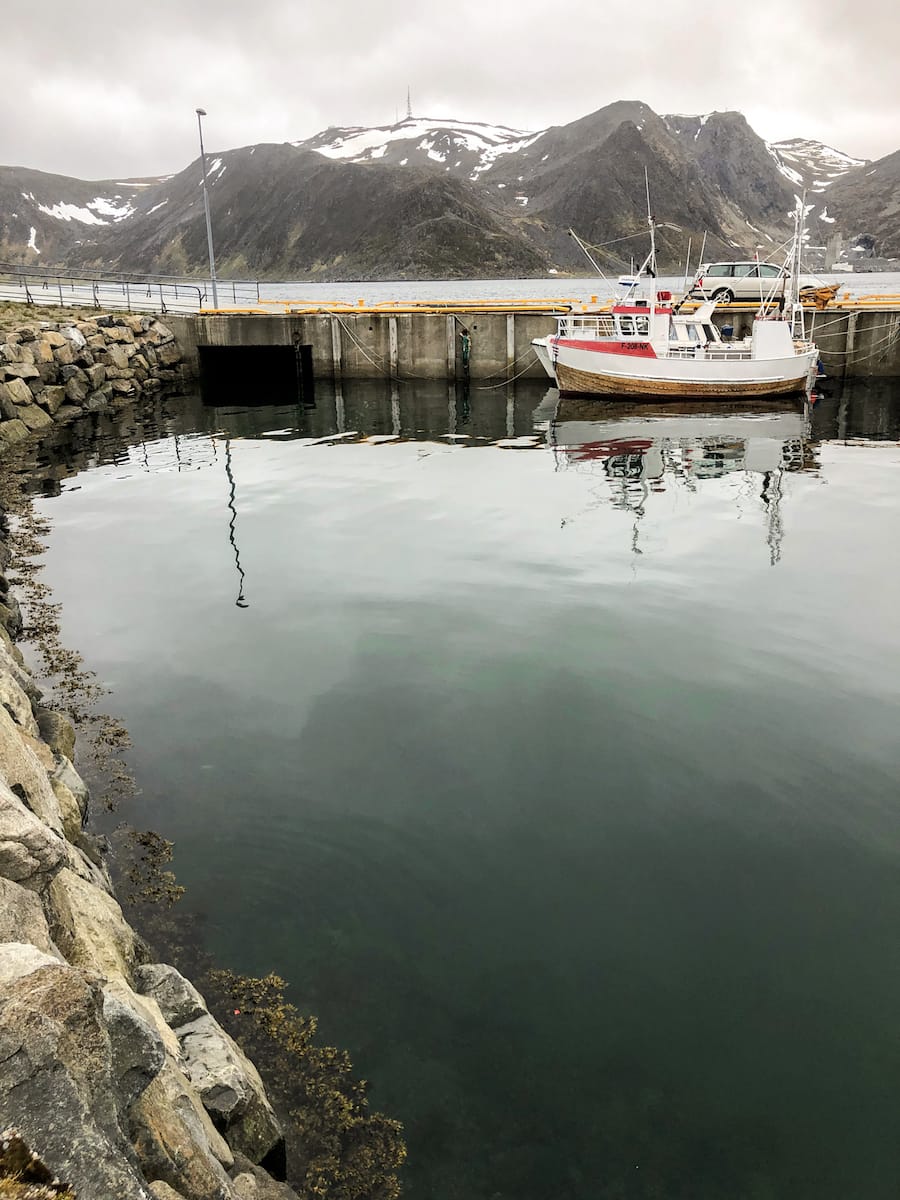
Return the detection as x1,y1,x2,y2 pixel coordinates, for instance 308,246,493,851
0,262,261,315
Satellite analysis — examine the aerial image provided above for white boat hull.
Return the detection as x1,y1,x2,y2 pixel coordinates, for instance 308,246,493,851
532,337,556,381
553,339,817,399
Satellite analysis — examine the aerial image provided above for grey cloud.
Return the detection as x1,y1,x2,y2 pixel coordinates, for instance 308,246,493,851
3,0,897,179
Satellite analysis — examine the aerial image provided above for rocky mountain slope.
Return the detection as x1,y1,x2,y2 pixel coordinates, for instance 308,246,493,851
0,102,891,279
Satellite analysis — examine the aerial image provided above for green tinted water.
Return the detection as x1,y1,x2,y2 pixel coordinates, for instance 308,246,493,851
21,379,900,1198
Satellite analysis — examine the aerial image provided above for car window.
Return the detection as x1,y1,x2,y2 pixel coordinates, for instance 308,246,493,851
759,264,781,279
706,264,731,277
733,264,755,278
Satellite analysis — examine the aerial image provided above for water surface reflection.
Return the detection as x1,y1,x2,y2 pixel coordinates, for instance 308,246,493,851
13,376,900,1200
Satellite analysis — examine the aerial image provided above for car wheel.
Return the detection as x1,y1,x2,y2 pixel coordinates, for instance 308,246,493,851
711,288,734,302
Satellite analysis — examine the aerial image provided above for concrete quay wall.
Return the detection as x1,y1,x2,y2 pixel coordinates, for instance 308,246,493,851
168,307,900,384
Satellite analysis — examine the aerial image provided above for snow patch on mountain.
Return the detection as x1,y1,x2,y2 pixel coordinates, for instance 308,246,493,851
766,137,866,190
299,117,543,178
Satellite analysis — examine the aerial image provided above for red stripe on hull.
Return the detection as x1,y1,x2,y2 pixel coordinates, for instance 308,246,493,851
554,338,657,358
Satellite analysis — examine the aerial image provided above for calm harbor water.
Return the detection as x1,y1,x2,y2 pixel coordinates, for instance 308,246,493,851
15,377,900,1198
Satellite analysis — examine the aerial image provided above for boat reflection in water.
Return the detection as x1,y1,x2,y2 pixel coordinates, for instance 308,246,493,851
546,392,815,562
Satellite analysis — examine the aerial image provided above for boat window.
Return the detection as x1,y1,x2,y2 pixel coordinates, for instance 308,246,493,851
618,316,635,336
635,315,649,335
702,325,717,342
686,324,701,342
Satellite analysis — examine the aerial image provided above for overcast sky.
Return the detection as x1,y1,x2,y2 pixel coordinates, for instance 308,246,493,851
5,0,897,179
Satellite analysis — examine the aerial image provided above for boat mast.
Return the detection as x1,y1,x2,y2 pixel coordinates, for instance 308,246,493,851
789,191,807,339
644,166,657,277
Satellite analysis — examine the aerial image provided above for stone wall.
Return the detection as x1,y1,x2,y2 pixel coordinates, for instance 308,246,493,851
0,314,186,453
0,313,298,1200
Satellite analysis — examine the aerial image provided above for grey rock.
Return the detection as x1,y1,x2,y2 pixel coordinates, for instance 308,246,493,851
4,362,40,380
149,1183,189,1200
135,963,208,1028
45,865,138,979
86,389,112,412
65,376,89,403
86,363,107,389
41,330,67,348
53,755,90,820
0,942,61,987
105,342,131,370
53,341,75,366
0,595,23,637
104,324,135,344
0,959,155,1199
103,986,166,1111
18,403,54,431
157,341,183,367
0,419,29,445
177,1015,283,1165
0,776,66,888
130,1055,236,1200
59,364,86,382
54,403,84,422
36,708,76,759
0,707,65,841
0,878,58,954
62,325,87,349
15,325,37,342
0,382,18,420
37,384,66,415
0,660,39,733
3,376,35,406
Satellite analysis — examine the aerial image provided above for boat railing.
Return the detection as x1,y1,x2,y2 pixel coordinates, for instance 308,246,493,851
558,314,616,338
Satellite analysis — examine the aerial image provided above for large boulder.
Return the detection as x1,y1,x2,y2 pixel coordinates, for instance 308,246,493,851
177,1016,283,1167
0,942,59,987
135,963,207,1028
130,1056,236,1200
0,778,66,890
52,756,89,821
102,986,166,1111
35,709,76,760
0,878,59,955
45,866,139,980
0,953,155,1199
0,667,39,736
0,703,65,834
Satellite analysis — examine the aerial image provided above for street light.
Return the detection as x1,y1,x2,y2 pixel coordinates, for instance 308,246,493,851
195,107,219,309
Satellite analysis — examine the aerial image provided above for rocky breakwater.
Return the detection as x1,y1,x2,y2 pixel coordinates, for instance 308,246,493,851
0,506,297,1195
0,313,185,451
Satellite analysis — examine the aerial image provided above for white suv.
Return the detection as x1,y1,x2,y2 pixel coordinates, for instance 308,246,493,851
689,262,815,302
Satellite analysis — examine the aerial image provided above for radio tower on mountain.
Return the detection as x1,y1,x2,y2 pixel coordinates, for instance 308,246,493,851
406,87,413,120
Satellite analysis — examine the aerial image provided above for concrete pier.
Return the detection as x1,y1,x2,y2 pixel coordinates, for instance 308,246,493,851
166,302,900,386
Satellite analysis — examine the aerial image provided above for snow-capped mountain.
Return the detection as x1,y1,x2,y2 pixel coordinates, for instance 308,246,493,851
765,138,868,231
2,103,893,278
296,117,543,180
766,138,867,193
0,168,170,262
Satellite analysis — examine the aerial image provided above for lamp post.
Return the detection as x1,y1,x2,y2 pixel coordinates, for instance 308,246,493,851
195,107,219,309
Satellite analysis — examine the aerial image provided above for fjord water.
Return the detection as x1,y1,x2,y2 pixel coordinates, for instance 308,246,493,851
23,380,900,1199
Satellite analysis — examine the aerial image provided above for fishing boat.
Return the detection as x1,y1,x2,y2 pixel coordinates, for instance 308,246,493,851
534,189,818,401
